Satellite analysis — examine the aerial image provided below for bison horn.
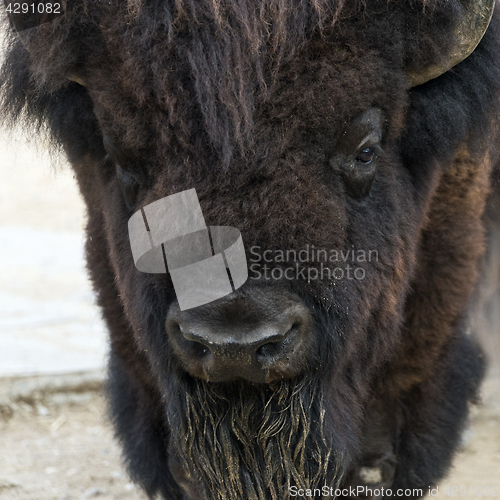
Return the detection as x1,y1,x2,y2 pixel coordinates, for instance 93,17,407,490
407,0,495,87
67,74,86,86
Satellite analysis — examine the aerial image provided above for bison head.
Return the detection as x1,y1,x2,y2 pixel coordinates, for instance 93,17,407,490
2,0,498,498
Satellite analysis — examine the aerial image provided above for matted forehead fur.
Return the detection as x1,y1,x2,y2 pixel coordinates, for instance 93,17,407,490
0,0,484,170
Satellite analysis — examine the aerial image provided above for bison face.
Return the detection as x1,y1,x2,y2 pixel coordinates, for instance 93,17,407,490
84,50,419,496
80,46,413,495
3,0,495,498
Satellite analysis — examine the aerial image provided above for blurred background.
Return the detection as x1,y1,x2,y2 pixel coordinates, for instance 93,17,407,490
0,132,107,377
0,131,147,499
0,129,498,498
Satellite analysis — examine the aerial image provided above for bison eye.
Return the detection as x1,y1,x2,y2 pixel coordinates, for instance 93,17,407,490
331,107,385,200
356,147,375,164
115,163,140,211
330,143,381,200
344,154,378,199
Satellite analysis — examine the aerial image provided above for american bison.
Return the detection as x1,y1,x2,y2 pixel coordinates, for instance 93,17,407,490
1,0,499,498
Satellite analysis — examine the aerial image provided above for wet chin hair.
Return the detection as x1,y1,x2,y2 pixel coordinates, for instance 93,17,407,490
166,375,342,500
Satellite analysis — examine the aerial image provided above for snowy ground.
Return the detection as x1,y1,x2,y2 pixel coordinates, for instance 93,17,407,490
0,132,108,376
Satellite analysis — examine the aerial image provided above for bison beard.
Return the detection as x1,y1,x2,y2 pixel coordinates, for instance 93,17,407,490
166,375,342,500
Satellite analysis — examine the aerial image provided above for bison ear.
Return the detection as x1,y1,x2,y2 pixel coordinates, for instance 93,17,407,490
407,0,495,87
4,1,86,87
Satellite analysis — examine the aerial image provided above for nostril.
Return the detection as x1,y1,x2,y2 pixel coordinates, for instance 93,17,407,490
175,323,210,358
256,322,300,360
189,341,210,358
256,341,280,358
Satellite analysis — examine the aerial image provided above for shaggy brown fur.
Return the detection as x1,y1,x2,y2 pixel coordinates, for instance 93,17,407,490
1,0,500,499
167,376,340,499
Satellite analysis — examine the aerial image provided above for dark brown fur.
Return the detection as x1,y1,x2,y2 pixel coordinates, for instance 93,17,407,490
1,1,499,498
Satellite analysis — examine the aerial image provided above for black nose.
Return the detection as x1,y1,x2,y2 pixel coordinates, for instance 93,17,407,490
166,291,312,383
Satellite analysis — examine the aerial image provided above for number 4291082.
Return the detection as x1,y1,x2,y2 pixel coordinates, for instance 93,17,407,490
442,486,498,497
